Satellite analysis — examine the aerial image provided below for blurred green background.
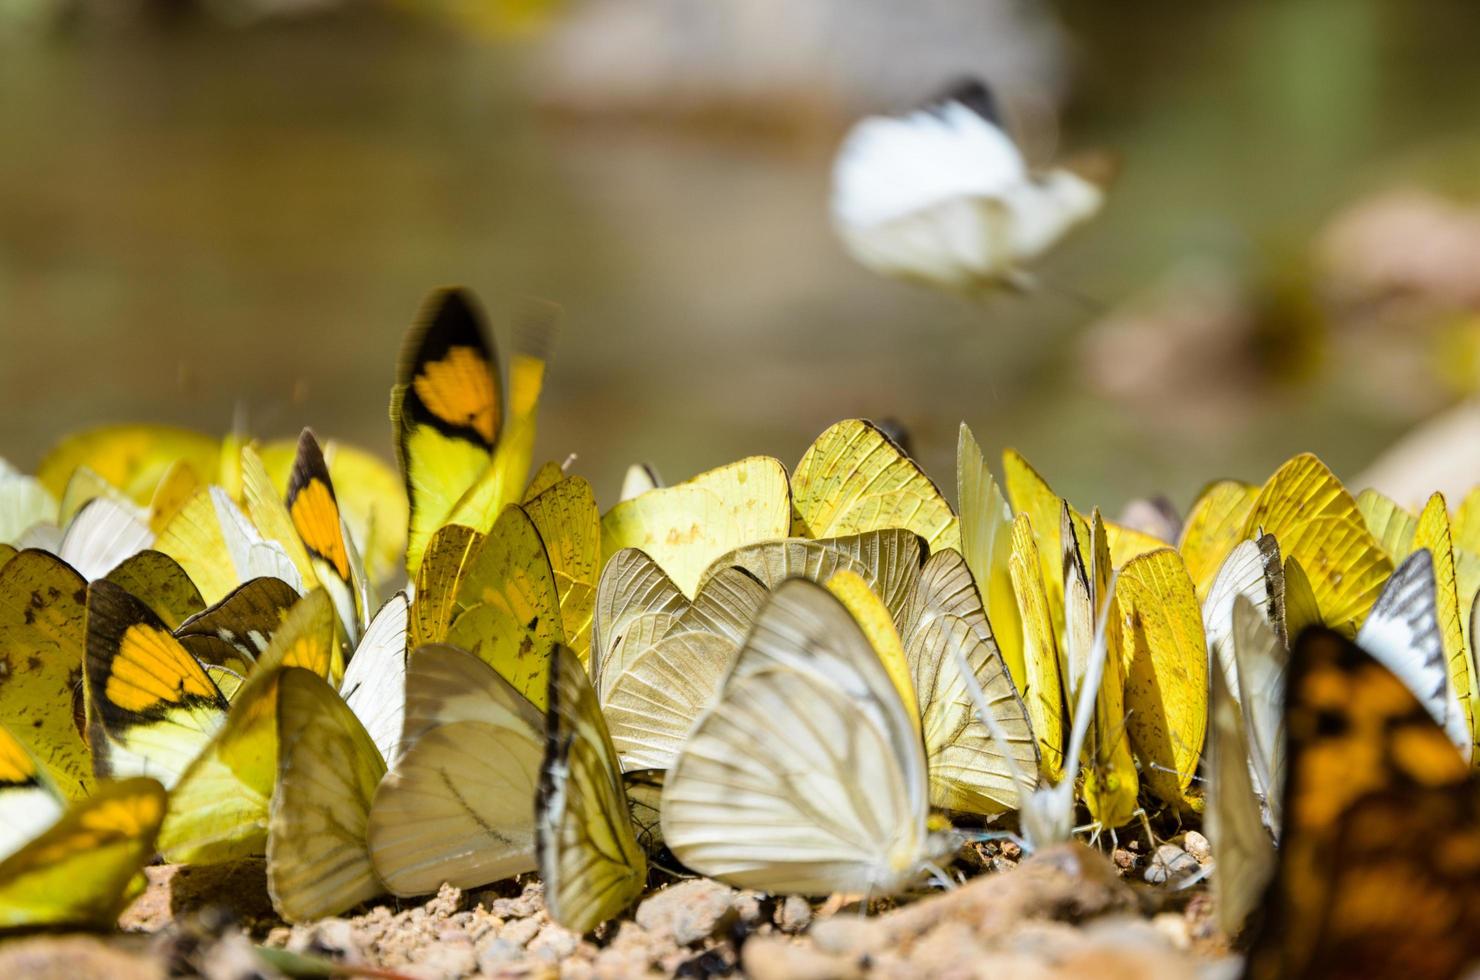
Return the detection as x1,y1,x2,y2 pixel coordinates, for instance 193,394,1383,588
3,0,1479,515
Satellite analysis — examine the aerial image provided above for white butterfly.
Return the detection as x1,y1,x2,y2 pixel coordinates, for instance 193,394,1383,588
830,79,1106,293
661,578,956,896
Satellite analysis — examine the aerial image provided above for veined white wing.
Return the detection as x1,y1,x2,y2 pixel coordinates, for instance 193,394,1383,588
210,488,305,594
662,579,947,896
367,646,543,896
57,497,154,582
1204,535,1285,702
1230,595,1287,828
339,592,409,767
1355,549,1469,760
1206,654,1276,936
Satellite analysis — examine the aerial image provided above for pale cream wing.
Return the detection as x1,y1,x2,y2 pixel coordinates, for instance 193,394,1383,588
676,565,769,643
1207,657,1276,936
901,548,1038,814
661,579,933,896
602,631,739,771
591,547,688,677
696,529,923,627
268,667,387,922
369,646,544,896
1203,535,1285,702
1231,595,1287,821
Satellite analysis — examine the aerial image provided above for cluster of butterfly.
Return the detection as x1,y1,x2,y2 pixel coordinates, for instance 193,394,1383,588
0,288,1478,977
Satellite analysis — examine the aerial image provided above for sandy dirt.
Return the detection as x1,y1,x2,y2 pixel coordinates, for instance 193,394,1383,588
0,833,1236,978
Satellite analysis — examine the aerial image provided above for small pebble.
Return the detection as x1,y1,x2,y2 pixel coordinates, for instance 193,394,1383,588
777,895,812,933
1151,912,1191,950
1143,844,1201,885
1182,831,1211,863
1112,848,1135,871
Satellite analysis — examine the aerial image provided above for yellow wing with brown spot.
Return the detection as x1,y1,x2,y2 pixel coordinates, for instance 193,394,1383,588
791,419,959,553
1179,479,1259,600
602,457,792,598
410,523,483,648
446,506,565,709
1116,548,1207,812
1241,453,1392,635
392,289,503,575
85,580,229,789
103,550,205,631
0,775,167,930
522,476,601,664
1245,628,1480,979
0,551,93,799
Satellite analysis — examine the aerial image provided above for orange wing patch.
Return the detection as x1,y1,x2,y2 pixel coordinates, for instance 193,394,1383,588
104,624,219,713
289,479,349,581
412,345,497,442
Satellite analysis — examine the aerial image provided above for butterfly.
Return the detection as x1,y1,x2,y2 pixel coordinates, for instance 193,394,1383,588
368,644,545,899
392,288,556,576
0,723,165,930
1242,625,1480,979
601,455,791,599
830,79,1108,293
790,419,958,553
661,578,957,896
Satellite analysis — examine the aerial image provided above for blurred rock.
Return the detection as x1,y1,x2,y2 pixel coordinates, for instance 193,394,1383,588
635,879,739,945
0,936,162,980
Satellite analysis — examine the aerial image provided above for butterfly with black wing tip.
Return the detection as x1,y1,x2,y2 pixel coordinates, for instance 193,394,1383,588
830,78,1109,294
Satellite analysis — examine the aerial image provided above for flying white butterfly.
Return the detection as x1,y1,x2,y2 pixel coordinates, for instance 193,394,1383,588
830,79,1108,293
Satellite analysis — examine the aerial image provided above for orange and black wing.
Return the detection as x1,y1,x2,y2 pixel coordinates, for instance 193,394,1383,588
1244,626,1480,979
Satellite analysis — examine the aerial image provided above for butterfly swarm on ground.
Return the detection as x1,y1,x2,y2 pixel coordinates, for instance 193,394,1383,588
0,283,1478,979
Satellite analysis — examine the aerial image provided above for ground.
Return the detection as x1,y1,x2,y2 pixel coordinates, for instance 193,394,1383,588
0,833,1235,978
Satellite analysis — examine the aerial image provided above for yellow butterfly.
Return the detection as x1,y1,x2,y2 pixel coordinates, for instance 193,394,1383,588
791,419,958,552
0,748,166,930
155,589,336,864
0,550,93,800
392,288,555,575
1116,547,1207,813
601,456,792,598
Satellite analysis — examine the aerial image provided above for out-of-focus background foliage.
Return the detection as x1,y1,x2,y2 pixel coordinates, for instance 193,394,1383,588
3,0,1479,511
